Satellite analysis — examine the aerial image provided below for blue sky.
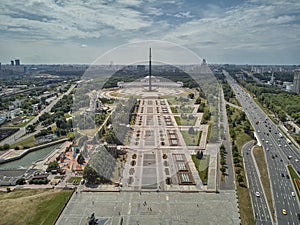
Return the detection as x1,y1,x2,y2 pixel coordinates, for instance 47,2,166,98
0,0,299,64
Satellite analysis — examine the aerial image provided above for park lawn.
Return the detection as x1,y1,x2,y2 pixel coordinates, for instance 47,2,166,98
253,146,275,221
192,155,210,184
0,189,73,225
237,185,255,225
10,135,35,149
181,130,202,146
174,116,196,126
67,176,82,184
235,133,253,151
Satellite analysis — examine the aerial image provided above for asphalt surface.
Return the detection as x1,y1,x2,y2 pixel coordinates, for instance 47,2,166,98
242,141,273,225
219,85,235,190
224,70,300,225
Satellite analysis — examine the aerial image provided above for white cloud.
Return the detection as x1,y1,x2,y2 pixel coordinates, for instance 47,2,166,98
0,0,299,64
0,0,152,40
174,11,192,18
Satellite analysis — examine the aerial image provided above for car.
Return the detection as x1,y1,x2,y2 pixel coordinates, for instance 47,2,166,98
297,213,300,220
292,192,296,197
288,155,292,159
282,209,287,215
281,173,285,177
286,175,290,179
255,192,260,197
296,159,299,162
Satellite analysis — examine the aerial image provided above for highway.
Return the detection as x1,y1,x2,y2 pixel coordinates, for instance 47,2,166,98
224,70,300,225
242,141,273,225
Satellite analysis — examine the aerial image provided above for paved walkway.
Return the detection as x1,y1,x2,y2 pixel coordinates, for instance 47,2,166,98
56,190,240,225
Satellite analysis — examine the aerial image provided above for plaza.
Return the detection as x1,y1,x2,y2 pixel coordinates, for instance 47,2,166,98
56,191,240,225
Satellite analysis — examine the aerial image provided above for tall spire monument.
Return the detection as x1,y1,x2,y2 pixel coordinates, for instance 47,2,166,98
149,48,152,91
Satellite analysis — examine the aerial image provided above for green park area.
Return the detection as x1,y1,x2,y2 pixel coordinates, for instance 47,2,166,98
174,115,197,126
181,130,202,146
192,154,210,184
253,146,275,220
226,104,255,225
67,176,82,185
0,189,73,225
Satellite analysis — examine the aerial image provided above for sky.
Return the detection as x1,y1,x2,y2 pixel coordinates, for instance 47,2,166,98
0,0,299,65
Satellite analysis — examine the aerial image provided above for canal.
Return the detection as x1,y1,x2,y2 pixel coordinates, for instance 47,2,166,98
0,143,61,169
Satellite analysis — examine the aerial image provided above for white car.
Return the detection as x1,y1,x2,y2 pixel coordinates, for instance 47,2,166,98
255,192,260,197
292,192,296,197
295,159,299,162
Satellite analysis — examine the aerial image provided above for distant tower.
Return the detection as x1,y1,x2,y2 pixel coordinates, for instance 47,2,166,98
270,72,275,85
11,60,14,66
293,69,300,94
15,59,20,66
149,48,152,91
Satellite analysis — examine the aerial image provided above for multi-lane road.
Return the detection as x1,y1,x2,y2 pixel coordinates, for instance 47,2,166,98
224,70,300,225
243,141,273,225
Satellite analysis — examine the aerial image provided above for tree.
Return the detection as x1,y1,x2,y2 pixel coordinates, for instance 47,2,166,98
3,144,10,150
46,161,60,172
26,124,36,133
195,97,201,104
188,93,195,99
41,96,47,105
83,164,99,184
188,126,195,134
196,150,203,159
77,154,85,165
237,174,244,184
220,167,226,174
16,178,26,185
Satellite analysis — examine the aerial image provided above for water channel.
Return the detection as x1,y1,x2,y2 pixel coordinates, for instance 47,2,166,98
0,143,61,169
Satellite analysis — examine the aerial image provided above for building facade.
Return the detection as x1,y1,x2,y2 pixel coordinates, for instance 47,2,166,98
294,69,300,94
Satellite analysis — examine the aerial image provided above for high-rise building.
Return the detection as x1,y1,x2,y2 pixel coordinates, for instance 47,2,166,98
149,48,152,91
15,59,20,66
293,69,300,94
11,60,14,66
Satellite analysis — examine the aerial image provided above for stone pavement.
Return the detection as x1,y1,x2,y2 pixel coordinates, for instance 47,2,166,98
56,190,240,225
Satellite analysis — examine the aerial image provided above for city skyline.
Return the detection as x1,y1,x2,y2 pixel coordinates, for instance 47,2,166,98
0,0,300,65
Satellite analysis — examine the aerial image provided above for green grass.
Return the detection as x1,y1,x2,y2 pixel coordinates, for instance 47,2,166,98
10,135,35,148
253,146,275,221
0,189,73,225
181,130,202,146
67,176,82,184
174,116,197,126
226,104,255,225
192,155,210,184
287,165,300,201
171,106,194,113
